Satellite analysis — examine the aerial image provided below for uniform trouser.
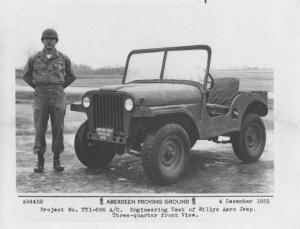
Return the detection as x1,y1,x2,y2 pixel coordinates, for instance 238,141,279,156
33,84,66,155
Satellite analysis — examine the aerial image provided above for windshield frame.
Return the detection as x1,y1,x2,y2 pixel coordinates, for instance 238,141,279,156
122,45,212,90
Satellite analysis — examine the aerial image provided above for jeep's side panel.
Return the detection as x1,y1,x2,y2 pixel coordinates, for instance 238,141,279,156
199,92,268,139
198,113,239,139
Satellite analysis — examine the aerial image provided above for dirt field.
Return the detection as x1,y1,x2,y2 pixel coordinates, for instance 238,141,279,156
16,103,273,193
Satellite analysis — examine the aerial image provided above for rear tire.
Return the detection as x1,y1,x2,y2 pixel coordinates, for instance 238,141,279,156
142,123,191,185
231,113,266,162
74,121,116,168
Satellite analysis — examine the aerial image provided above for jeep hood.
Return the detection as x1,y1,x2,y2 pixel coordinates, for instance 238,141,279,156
98,83,203,106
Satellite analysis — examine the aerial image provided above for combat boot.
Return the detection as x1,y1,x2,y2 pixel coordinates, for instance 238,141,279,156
53,153,64,172
34,154,44,173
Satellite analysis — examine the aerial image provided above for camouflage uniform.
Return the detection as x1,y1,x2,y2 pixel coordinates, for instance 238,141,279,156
23,49,76,155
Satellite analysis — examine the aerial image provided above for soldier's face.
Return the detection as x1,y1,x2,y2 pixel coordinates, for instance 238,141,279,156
42,38,57,50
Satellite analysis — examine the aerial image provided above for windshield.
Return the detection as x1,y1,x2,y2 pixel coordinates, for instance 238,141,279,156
125,49,208,84
126,52,164,83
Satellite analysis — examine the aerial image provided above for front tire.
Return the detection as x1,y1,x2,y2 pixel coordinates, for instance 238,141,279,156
142,123,191,185
74,121,116,168
231,113,266,162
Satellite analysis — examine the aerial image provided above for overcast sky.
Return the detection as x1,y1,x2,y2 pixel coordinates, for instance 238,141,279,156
2,0,283,69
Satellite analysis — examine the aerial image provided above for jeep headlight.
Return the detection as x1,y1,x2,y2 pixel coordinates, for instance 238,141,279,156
124,98,134,111
82,96,90,108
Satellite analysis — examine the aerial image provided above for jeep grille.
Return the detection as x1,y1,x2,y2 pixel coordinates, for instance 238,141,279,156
92,93,124,133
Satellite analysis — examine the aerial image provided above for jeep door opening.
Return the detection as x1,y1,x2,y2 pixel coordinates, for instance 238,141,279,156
71,45,268,185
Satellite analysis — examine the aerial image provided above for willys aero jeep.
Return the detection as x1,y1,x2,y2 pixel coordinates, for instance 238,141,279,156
71,45,268,185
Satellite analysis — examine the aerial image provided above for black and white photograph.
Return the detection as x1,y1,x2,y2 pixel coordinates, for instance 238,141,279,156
1,0,300,227
15,2,274,193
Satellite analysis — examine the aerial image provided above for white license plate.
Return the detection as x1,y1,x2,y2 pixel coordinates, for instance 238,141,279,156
96,128,113,140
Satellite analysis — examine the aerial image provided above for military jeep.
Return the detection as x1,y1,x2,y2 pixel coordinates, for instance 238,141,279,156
71,45,268,185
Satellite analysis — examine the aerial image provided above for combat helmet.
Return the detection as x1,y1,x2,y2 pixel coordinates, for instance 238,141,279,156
41,28,58,41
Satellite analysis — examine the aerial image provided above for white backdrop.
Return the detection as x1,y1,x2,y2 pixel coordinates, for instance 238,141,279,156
1,0,300,228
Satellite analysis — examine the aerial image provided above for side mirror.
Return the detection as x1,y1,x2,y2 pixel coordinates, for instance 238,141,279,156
206,73,214,90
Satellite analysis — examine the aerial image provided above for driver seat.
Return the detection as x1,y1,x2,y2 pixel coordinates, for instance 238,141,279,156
206,77,240,116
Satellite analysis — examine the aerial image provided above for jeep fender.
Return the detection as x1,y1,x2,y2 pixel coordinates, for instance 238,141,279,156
231,92,268,119
132,103,201,142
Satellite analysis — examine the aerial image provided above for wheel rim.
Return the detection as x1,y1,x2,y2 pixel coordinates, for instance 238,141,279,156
159,136,184,174
245,123,263,156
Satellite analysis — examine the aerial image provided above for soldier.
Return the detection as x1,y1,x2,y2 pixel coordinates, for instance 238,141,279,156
23,28,76,173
